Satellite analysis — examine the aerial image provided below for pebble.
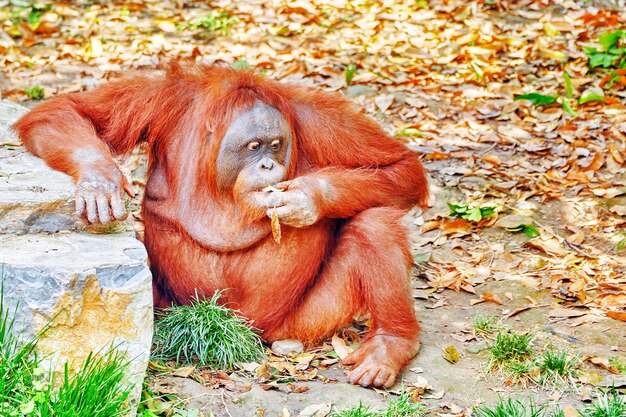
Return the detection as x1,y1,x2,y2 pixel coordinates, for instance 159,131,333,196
271,339,304,355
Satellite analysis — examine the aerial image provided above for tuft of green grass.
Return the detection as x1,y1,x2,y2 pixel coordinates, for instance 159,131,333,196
472,313,505,337
37,350,132,417
475,392,624,417
1,276,133,417
24,85,44,100
187,11,240,35
151,292,265,369
579,389,626,417
0,285,40,416
489,332,533,366
536,346,579,383
331,403,380,417
474,398,546,417
330,391,426,417
385,390,426,417
505,361,534,381
608,356,626,374
551,409,564,417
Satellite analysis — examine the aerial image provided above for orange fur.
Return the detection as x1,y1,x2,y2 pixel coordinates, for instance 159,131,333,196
13,62,429,388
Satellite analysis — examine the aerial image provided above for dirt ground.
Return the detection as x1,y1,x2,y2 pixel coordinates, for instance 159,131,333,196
143,199,625,416
148,292,624,416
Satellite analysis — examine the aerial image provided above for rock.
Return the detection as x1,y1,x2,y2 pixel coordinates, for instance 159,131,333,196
299,403,332,417
0,99,28,142
599,374,626,388
0,147,81,234
0,233,153,410
0,100,80,234
0,100,153,413
271,339,304,356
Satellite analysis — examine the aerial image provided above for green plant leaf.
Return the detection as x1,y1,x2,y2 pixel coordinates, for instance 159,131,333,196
480,206,495,219
448,203,495,222
23,85,44,100
561,99,578,117
470,62,483,80
579,93,606,104
188,11,239,35
543,22,559,37
505,224,539,238
523,225,540,238
563,72,573,99
599,30,623,51
513,93,558,106
345,63,357,85
447,202,467,215
413,252,431,263
395,127,424,137
231,60,250,71
589,52,619,68
467,207,482,222
618,237,626,252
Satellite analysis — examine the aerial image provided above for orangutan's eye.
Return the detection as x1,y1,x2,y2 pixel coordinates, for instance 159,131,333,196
248,141,260,151
270,140,281,150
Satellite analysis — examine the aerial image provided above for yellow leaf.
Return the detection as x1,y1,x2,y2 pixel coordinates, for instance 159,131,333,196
255,362,274,383
442,345,460,364
83,37,102,59
89,37,102,58
271,209,281,244
172,365,195,378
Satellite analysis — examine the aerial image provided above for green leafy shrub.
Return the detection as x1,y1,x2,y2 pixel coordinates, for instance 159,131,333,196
584,30,626,69
448,203,495,222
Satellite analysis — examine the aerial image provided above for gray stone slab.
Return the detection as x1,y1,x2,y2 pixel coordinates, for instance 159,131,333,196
0,99,28,143
0,100,80,234
0,99,153,414
0,232,153,411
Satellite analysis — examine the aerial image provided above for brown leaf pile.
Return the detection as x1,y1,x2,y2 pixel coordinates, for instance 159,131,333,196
1,0,625,318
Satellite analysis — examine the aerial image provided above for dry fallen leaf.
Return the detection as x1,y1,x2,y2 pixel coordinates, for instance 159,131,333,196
548,308,587,318
255,362,274,383
586,356,620,374
442,345,460,364
331,334,354,360
171,365,195,378
298,403,332,417
271,208,281,244
563,405,578,417
480,291,503,305
606,311,626,322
